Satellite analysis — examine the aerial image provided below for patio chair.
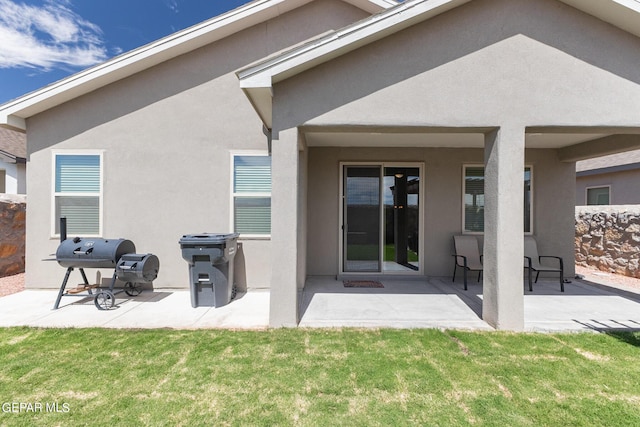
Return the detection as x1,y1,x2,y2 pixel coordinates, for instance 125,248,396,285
452,235,483,291
524,236,565,292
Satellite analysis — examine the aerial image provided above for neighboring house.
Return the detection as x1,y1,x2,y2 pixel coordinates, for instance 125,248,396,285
576,149,640,205
0,127,26,195
1,0,640,330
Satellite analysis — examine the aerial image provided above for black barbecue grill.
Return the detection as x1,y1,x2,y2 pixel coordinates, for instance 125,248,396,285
53,219,159,310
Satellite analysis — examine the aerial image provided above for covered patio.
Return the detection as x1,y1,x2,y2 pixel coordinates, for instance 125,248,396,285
238,0,640,329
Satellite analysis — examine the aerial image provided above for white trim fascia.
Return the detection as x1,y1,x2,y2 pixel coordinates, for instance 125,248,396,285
0,0,394,130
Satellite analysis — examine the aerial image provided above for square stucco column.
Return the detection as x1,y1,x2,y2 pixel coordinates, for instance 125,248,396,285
483,126,525,331
269,127,300,327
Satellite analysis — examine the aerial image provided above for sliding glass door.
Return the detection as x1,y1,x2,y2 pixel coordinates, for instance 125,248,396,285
342,164,421,274
343,166,381,272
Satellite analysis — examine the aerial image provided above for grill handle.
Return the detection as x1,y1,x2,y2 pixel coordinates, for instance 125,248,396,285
73,247,94,255
60,217,67,243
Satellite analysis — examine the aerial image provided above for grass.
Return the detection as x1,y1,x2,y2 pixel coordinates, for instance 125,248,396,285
0,328,639,426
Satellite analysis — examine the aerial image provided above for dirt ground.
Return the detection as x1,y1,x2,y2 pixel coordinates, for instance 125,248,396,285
0,272,25,298
1,266,639,299
575,265,640,291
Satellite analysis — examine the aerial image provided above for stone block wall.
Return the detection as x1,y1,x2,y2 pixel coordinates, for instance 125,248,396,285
0,195,26,277
575,206,640,278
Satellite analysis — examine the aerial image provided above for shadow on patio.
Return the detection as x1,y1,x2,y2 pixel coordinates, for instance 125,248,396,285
299,276,640,332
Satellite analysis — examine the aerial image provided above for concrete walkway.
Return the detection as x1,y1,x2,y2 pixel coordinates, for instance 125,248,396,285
1,276,639,332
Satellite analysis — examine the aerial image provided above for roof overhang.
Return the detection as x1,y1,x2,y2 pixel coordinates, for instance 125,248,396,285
238,0,640,130
0,150,25,164
0,0,397,131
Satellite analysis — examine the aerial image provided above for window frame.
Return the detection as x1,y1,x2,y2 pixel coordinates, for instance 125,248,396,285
462,164,534,235
51,150,104,238
585,185,611,206
230,151,272,239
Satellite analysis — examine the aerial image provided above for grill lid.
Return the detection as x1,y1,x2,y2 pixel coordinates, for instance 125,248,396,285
56,237,136,269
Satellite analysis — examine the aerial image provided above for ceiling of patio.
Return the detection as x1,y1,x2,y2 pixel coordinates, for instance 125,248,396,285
303,130,611,149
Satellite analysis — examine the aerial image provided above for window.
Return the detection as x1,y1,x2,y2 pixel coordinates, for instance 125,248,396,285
232,154,271,235
586,186,610,205
53,153,102,236
463,165,532,233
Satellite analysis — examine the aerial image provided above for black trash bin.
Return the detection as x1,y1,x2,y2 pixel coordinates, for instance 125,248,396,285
179,233,239,308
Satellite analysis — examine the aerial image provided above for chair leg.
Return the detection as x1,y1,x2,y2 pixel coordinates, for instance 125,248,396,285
463,268,468,291
527,267,533,292
560,270,565,293
452,263,457,283
477,270,481,282
535,271,540,283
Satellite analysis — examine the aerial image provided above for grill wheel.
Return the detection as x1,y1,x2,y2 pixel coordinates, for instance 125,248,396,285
94,291,115,310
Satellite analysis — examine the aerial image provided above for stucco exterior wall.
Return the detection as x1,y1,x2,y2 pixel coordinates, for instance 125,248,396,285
306,147,575,278
23,0,369,289
576,169,640,205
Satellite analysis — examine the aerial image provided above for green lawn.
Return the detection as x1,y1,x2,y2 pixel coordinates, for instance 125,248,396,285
1,328,639,426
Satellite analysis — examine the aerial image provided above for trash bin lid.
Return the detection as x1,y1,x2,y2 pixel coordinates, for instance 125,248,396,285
179,233,239,246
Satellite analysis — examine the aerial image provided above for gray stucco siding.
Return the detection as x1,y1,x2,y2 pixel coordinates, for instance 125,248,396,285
23,0,370,289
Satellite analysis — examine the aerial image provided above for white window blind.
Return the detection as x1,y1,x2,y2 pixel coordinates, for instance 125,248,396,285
54,154,101,236
233,155,271,235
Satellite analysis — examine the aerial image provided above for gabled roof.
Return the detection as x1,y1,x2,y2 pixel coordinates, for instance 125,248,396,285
0,127,26,163
238,0,640,128
0,0,397,132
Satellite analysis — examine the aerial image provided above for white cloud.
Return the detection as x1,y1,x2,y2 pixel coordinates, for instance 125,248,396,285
165,0,179,13
0,0,108,70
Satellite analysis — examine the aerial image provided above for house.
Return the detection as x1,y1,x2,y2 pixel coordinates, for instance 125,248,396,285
576,149,640,205
0,127,26,195
2,0,640,330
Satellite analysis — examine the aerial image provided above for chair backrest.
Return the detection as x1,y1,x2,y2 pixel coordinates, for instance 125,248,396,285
524,236,542,269
453,235,481,264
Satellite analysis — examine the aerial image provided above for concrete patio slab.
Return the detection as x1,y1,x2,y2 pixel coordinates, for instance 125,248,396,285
0,276,639,332
0,289,270,330
299,276,491,330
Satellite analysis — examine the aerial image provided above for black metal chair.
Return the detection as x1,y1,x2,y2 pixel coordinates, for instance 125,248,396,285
524,236,564,292
452,235,483,291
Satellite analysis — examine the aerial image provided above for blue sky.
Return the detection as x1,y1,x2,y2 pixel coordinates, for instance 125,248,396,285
0,0,251,105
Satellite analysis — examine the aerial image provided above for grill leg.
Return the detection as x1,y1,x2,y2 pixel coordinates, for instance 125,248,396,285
108,271,118,292
79,268,92,294
53,267,74,310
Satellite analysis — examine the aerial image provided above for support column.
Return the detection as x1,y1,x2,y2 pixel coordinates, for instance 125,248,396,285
483,125,525,330
269,127,300,327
